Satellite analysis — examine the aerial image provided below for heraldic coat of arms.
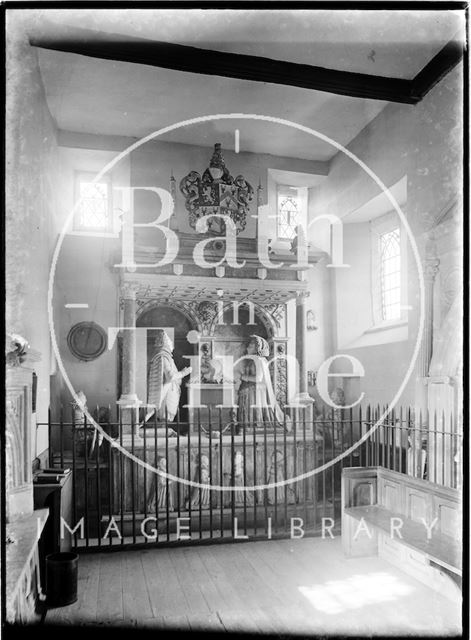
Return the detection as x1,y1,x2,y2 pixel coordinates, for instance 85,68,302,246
179,143,254,235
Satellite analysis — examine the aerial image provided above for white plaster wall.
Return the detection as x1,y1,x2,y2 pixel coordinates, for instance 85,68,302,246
307,64,463,409
335,222,372,349
52,146,131,415
6,15,61,455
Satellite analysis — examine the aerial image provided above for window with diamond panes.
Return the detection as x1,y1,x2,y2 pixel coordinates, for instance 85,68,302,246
76,180,111,231
277,191,300,240
380,228,401,321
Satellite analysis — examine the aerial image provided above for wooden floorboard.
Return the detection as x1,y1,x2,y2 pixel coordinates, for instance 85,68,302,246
196,546,247,611
122,552,153,620
168,547,211,615
141,548,184,618
97,552,124,622
44,538,461,635
181,547,228,613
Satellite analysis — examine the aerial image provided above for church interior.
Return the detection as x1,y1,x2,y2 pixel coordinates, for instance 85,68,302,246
5,8,464,636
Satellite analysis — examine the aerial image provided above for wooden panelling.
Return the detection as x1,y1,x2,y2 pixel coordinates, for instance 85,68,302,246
342,466,462,589
341,467,377,510
353,481,375,506
405,488,428,523
434,497,461,539
378,532,404,567
379,479,401,512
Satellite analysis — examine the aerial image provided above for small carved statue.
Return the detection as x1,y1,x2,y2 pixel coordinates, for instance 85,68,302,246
71,390,87,425
186,454,211,509
71,391,97,457
233,451,254,506
200,343,224,384
331,387,345,445
226,407,240,435
266,449,296,505
148,457,174,512
224,450,254,507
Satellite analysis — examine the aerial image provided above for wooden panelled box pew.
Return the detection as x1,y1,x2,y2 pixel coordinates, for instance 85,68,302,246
341,467,462,600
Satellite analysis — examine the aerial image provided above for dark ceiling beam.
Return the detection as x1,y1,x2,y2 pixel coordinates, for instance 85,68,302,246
410,37,465,101
30,26,464,105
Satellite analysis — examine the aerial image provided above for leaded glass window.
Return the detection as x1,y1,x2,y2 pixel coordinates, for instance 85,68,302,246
380,228,401,321
75,177,112,231
277,190,300,240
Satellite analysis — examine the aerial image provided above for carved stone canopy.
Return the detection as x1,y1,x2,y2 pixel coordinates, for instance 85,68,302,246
179,143,254,236
122,273,305,305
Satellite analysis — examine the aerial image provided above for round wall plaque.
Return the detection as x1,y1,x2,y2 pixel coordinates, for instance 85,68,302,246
67,322,107,362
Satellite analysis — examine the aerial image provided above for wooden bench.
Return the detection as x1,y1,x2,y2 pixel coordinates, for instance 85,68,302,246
341,467,462,599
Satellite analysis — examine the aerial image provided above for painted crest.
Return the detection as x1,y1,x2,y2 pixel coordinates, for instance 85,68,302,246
179,143,254,235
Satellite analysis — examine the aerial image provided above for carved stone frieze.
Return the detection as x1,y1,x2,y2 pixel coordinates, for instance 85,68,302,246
195,301,218,334
264,303,286,329
295,290,310,304
120,281,141,299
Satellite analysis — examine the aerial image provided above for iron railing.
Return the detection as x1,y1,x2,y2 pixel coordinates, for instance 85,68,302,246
40,404,462,551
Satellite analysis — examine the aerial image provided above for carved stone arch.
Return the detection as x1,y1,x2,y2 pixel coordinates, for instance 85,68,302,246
253,303,278,339
207,301,277,338
135,298,202,332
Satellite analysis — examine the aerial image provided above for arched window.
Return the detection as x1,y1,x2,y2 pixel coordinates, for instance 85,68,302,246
379,228,401,320
277,187,300,240
370,211,408,328
74,172,113,232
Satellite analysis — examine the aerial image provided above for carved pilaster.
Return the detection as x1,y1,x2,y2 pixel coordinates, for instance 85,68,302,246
169,172,179,231
418,257,440,378
120,281,140,300
118,281,141,433
273,342,288,408
415,254,440,419
295,290,310,399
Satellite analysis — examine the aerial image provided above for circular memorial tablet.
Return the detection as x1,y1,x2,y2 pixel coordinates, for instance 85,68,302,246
67,322,107,362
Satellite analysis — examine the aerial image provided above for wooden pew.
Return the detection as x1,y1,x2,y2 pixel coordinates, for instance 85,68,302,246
341,466,462,599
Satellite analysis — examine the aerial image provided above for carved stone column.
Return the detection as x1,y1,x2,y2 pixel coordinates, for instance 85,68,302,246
293,290,314,421
415,256,440,414
419,258,440,377
118,282,141,435
412,255,439,478
296,291,309,397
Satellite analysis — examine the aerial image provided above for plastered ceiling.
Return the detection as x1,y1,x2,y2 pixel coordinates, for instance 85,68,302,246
24,9,464,162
